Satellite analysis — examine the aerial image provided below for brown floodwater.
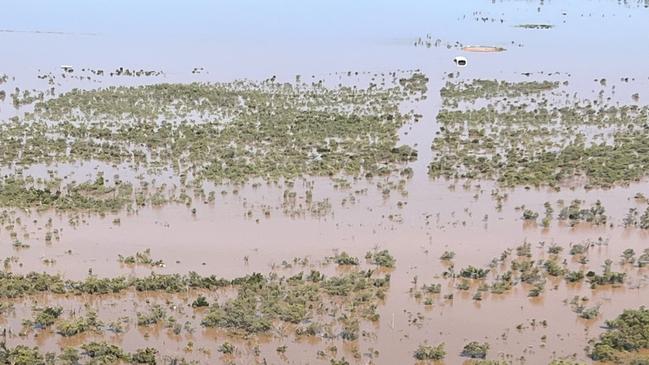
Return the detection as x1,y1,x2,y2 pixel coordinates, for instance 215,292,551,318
2,70,649,362
2,0,649,364
2,173,649,364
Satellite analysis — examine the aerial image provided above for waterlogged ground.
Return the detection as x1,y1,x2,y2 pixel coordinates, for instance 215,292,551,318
1,1,649,364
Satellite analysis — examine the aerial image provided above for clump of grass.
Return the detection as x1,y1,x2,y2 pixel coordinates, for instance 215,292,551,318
0,176,134,213
542,202,554,227
56,310,102,336
461,341,489,359
137,305,167,326
625,207,649,229
565,270,585,283
558,200,607,226
29,306,63,328
365,250,396,268
0,346,45,364
296,322,322,337
58,348,81,364
548,360,586,365
528,283,544,297
118,249,164,267
130,348,158,365
577,306,600,320
332,252,359,266
399,72,429,95
80,342,126,364
0,302,14,315
543,259,566,277
638,249,649,267
440,251,455,261
422,283,441,294
548,244,563,255
330,358,350,365
440,79,559,101
413,343,446,360
516,242,532,258
587,260,625,288
621,248,636,264
459,266,489,279
218,342,235,354
569,243,589,256
340,320,360,341
490,271,513,294
522,209,539,221
191,296,209,308
456,279,470,291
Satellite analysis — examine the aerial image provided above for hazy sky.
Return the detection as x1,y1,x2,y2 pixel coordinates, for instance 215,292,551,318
1,1,648,80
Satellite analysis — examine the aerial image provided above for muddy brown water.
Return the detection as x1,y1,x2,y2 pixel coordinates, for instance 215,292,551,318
2,176,649,364
2,0,649,364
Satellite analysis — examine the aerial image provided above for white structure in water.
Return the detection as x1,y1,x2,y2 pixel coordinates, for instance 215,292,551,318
453,56,467,67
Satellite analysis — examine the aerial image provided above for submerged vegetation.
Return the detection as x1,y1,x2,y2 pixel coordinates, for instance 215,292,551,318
0,262,389,364
27,306,62,328
0,176,134,213
2,1,649,364
414,239,638,310
118,249,164,267
0,73,425,214
430,79,649,188
590,307,649,362
0,342,159,365
516,24,554,29
202,269,389,334
439,79,559,102
0,271,227,298
8,242,613,361
365,249,396,268
414,343,446,361
0,255,390,352
461,341,489,359
558,200,607,226
56,310,102,337
332,252,360,266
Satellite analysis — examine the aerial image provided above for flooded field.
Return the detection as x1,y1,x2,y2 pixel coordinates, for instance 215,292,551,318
1,1,649,364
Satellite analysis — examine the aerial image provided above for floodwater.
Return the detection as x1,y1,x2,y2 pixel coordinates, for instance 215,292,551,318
1,1,649,364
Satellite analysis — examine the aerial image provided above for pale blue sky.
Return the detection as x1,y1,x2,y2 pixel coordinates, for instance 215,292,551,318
1,1,648,80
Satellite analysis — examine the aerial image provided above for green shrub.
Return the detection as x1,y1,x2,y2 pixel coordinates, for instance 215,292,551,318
80,342,127,364
440,251,455,261
32,306,63,328
590,307,649,361
366,250,396,268
522,209,539,220
565,270,584,283
218,342,235,354
422,284,441,294
191,296,209,308
414,343,446,360
1,346,45,365
130,348,158,364
56,311,102,336
459,266,489,279
333,252,359,266
137,305,166,326
543,259,565,276
461,341,489,359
